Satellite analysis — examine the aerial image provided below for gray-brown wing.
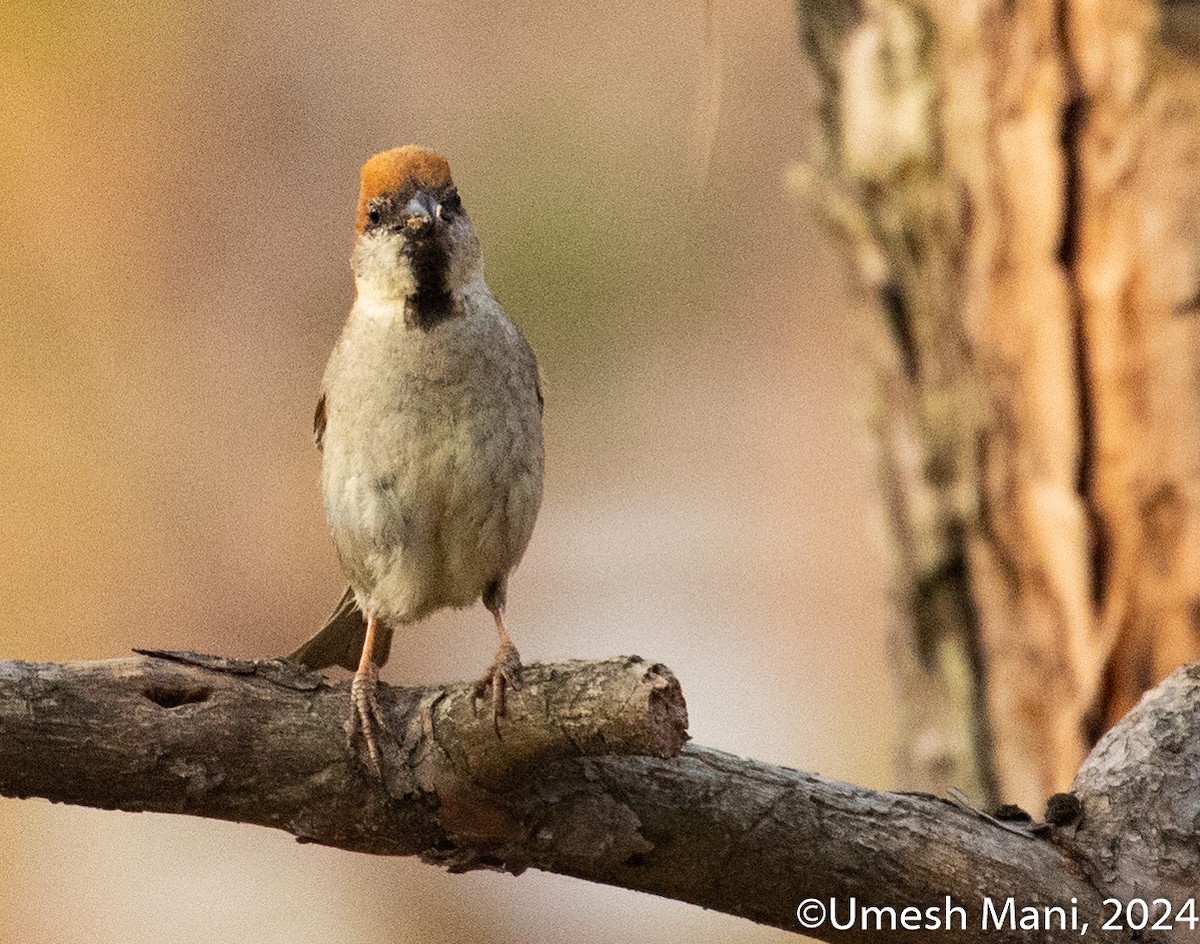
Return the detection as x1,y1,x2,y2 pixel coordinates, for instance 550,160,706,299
314,392,327,451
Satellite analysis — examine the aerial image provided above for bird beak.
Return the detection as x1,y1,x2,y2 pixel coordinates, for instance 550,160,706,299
403,191,439,234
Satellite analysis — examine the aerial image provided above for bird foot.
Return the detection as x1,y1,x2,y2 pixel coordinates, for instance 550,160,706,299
472,641,523,729
346,662,387,776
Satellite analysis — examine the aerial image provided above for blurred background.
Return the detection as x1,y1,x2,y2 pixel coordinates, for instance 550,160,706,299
0,0,891,941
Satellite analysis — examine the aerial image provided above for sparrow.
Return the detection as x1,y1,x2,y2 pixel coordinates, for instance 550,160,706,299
289,145,545,772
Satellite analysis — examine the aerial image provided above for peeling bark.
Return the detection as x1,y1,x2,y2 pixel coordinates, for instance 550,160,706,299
797,0,1200,810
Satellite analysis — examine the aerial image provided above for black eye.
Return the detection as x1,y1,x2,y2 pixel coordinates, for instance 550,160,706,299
442,187,461,212
367,206,382,226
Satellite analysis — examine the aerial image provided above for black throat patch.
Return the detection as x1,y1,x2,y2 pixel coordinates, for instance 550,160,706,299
403,235,454,331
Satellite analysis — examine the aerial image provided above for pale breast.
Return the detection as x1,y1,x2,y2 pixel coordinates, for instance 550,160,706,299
320,288,543,623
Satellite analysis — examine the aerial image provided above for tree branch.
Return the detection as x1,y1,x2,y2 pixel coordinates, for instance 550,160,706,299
0,652,1191,942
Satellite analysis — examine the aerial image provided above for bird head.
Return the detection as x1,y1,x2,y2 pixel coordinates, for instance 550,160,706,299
351,146,482,319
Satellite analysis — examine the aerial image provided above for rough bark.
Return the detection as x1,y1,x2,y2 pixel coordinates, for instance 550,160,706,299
2,651,1199,941
1071,661,1200,903
796,0,1200,811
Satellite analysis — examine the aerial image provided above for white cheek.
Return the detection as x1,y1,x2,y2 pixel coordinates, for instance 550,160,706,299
353,233,416,303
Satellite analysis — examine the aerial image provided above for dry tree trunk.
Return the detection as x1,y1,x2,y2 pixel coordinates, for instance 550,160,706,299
796,0,1200,810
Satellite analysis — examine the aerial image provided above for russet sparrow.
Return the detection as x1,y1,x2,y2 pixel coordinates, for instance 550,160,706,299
289,146,544,770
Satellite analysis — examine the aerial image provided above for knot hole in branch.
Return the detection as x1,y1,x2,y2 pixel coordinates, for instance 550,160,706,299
143,684,211,709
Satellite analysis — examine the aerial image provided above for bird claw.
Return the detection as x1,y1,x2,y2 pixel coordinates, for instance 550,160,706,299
346,663,387,777
472,641,523,729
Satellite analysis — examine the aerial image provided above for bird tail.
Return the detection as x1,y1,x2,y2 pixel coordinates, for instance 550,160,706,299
288,587,394,672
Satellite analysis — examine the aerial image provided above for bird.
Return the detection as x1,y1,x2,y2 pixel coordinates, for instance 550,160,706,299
288,145,545,772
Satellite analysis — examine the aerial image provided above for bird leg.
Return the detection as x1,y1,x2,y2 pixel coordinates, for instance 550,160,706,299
347,611,387,775
473,604,523,728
